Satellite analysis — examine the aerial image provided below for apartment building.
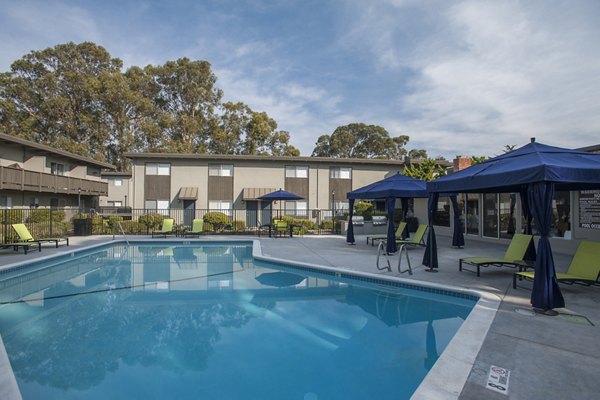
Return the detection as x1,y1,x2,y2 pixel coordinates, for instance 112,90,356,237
0,133,115,210
124,153,413,226
100,171,132,208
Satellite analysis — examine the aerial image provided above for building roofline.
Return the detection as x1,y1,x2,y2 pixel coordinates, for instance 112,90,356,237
0,133,116,169
123,152,414,166
576,144,600,153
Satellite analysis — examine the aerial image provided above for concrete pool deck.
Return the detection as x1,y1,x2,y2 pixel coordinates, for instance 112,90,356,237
0,233,598,400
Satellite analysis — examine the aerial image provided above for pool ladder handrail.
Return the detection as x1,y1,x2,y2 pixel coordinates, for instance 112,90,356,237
376,241,413,275
114,221,130,247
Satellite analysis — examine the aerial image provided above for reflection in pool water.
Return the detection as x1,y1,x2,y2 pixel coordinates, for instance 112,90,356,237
0,243,475,400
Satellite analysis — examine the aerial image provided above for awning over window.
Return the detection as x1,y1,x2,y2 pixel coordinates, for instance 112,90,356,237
243,187,277,200
179,187,198,200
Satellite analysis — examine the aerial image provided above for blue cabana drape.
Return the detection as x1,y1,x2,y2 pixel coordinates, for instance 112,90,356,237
423,193,438,269
346,198,356,244
519,188,536,262
528,182,565,310
450,195,465,247
386,197,398,254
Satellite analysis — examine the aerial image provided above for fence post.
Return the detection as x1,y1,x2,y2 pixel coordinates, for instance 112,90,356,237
49,207,53,237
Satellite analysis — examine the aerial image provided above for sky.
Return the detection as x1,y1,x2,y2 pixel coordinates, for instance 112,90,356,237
1,0,599,159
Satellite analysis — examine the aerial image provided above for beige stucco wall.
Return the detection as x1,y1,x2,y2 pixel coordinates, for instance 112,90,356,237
100,176,131,206
0,145,24,166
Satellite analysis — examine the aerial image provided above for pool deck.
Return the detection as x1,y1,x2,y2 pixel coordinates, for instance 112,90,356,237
0,233,598,400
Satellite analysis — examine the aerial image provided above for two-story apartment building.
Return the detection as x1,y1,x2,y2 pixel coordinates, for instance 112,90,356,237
123,153,416,227
100,171,132,208
0,133,115,210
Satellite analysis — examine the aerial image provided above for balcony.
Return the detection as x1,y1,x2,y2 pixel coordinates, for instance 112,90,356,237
0,165,108,196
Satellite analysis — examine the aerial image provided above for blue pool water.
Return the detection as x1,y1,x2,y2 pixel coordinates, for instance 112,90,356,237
0,242,476,400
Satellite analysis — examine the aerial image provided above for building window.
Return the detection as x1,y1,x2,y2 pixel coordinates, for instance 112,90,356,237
433,197,451,227
285,166,308,178
145,200,170,215
108,201,123,207
113,178,123,186
209,164,233,177
284,201,308,217
51,162,65,176
0,196,12,209
330,167,351,179
209,200,232,215
146,163,170,176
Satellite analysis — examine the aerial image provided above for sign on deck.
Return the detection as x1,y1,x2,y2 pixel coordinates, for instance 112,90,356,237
579,190,600,229
486,365,510,395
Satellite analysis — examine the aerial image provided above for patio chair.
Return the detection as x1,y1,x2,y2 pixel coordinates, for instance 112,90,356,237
367,221,407,246
12,223,69,248
274,219,290,238
0,242,42,254
151,218,175,238
184,219,204,237
513,240,600,289
394,223,427,248
459,233,533,277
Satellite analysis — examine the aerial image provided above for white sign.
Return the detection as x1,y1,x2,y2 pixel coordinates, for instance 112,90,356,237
486,365,510,395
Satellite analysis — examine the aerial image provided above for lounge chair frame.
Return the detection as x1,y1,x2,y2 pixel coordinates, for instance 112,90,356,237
459,233,533,277
183,219,204,237
367,221,407,246
12,223,69,248
152,218,175,238
513,240,600,289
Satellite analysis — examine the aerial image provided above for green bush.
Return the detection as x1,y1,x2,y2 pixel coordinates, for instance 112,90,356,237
279,215,318,234
2,209,25,224
27,209,66,223
353,201,373,220
138,213,165,231
232,220,246,231
120,220,144,234
203,212,230,232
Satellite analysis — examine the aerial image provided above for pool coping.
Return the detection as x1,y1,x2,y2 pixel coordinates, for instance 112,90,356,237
0,238,500,400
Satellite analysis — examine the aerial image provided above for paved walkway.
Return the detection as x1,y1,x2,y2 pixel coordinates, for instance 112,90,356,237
0,233,598,400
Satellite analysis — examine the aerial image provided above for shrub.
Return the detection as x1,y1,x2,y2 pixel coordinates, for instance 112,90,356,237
203,212,230,232
354,201,373,220
2,209,25,224
27,209,66,223
120,220,144,234
138,213,165,231
232,220,246,232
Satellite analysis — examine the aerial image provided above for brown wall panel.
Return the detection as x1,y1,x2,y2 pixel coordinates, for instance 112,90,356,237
329,178,352,204
145,175,171,200
208,176,233,200
285,177,309,199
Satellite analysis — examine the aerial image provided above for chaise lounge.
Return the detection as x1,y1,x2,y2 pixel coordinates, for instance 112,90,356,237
459,233,533,277
367,221,407,246
513,240,600,289
152,218,175,238
12,223,69,248
184,219,204,237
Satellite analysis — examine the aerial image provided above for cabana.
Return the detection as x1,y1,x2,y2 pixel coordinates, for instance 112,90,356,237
427,139,600,313
346,173,428,254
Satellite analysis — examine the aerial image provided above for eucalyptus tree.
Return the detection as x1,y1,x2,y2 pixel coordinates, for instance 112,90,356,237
311,123,409,159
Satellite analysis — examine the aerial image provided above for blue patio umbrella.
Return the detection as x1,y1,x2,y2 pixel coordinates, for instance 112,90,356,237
427,138,600,312
258,189,304,219
346,173,428,253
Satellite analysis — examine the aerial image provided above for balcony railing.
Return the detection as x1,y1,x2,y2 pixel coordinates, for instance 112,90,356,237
0,165,108,196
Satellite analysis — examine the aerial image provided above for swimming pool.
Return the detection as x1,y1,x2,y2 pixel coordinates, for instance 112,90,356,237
0,241,478,400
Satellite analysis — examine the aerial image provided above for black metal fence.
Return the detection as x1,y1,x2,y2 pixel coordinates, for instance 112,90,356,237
1,207,341,242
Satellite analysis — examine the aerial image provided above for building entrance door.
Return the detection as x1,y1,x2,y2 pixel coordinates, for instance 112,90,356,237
183,200,195,227
246,201,258,228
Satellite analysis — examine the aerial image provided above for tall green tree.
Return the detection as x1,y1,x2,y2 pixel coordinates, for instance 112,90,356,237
0,42,123,160
402,158,447,181
145,58,223,153
311,123,409,159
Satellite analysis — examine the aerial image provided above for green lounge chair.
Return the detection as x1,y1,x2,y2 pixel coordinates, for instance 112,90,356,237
513,240,600,289
367,221,407,246
460,233,533,277
394,223,427,247
274,220,289,238
12,223,69,248
152,218,175,238
184,219,204,237
1,242,42,254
